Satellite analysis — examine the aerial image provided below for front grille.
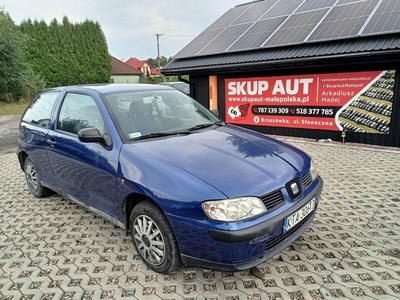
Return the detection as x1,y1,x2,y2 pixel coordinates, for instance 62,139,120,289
260,189,285,210
266,212,313,250
285,178,302,201
301,171,313,188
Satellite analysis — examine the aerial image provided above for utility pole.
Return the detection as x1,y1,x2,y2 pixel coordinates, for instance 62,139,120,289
156,33,163,77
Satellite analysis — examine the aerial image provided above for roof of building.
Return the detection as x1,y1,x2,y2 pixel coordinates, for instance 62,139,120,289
125,58,149,69
163,0,400,75
151,68,160,76
163,33,400,75
111,57,142,75
125,57,161,76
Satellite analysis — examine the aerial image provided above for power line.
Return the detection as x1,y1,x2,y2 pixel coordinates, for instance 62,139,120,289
163,34,196,38
133,46,156,53
109,36,154,50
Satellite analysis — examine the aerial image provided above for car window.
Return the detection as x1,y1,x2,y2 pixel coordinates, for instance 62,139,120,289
57,93,105,135
173,83,190,94
103,89,220,140
158,82,190,94
22,91,60,129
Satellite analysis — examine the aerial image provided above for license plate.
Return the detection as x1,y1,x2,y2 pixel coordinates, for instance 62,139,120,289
283,198,315,233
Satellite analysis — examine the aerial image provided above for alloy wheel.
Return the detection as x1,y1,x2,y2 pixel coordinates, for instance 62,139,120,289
133,215,165,266
25,161,38,192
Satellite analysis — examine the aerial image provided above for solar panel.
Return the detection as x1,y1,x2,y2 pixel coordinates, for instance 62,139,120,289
264,9,330,47
336,0,367,5
308,0,379,41
232,0,279,25
174,28,224,58
296,0,336,13
362,0,400,35
260,0,303,19
207,5,250,30
173,0,400,59
228,16,287,51
197,23,253,56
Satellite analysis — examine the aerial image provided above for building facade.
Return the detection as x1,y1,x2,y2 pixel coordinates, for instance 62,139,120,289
111,57,141,84
163,1,400,147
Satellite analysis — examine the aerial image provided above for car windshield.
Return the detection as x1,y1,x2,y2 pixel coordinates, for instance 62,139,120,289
103,89,221,141
171,83,189,94
159,82,190,94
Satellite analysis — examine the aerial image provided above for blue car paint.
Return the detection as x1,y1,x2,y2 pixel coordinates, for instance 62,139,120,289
19,87,124,221
129,125,309,199
45,131,120,219
116,122,322,267
118,144,227,220
46,89,121,219
18,84,323,270
19,124,53,183
164,178,322,265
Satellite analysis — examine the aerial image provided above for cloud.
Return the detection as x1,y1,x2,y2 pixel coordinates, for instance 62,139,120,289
3,0,245,59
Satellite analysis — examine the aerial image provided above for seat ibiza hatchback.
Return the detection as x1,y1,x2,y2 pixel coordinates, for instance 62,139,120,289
18,84,323,274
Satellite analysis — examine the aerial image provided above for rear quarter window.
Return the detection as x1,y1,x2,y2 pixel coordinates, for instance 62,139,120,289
22,91,60,129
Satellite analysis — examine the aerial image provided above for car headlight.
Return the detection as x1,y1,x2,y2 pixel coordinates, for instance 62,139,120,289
310,159,318,181
202,197,267,222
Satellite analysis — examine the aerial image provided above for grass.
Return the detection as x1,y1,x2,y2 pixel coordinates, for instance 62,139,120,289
0,100,29,116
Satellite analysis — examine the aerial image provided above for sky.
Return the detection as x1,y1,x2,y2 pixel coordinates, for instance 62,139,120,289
2,0,247,61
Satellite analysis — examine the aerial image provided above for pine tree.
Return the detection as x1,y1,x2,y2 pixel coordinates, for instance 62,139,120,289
0,8,45,101
0,9,26,100
19,16,112,88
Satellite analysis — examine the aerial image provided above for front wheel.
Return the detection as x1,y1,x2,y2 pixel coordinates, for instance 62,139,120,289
24,157,52,198
130,200,181,274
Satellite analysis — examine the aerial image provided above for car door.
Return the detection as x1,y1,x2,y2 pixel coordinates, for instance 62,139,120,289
46,92,120,219
18,90,61,186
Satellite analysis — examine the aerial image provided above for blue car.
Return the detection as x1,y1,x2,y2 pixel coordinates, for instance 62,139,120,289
17,84,323,274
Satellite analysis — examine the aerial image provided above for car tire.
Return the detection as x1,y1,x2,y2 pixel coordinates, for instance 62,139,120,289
24,157,52,198
130,200,181,274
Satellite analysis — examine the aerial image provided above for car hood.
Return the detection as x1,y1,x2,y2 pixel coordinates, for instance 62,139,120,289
129,125,309,198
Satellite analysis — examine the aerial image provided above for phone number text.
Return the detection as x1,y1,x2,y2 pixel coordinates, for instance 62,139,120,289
252,106,339,118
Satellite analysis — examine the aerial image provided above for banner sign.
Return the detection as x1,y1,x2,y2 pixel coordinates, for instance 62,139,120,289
225,70,395,134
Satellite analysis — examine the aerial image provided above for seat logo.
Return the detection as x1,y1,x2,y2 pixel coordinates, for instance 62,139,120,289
290,182,299,195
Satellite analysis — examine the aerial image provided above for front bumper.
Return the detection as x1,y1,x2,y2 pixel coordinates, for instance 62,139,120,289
208,179,322,244
168,177,323,272
182,209,317,271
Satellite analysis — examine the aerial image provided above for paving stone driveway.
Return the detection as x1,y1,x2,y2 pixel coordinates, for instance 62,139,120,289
1,139,400,300
0,115,20,154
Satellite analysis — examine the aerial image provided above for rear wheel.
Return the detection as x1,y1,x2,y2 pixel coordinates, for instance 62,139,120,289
130,200,181,274
24,157,52,198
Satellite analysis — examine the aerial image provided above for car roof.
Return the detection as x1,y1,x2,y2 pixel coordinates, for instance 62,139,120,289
40,84,174,94
158,82,187,85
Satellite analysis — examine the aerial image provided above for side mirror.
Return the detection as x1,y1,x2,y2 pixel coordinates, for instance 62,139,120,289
211,109,219,117
78,127,111,147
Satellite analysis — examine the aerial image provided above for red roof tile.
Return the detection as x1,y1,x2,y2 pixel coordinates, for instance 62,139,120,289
111,57,142,75
125,57,145,69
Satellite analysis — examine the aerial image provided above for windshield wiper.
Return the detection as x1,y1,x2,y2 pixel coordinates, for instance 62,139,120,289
188,123,214,131
131,122,224,140
131,131,191,141
188,122,224,131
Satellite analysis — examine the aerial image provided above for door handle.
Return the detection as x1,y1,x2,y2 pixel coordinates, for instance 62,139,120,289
47,139,56,147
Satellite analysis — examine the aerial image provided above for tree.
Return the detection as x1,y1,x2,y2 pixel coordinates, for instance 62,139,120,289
147,56,173,68
19,16,112,88
0,8,45,101
0,9,26,100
